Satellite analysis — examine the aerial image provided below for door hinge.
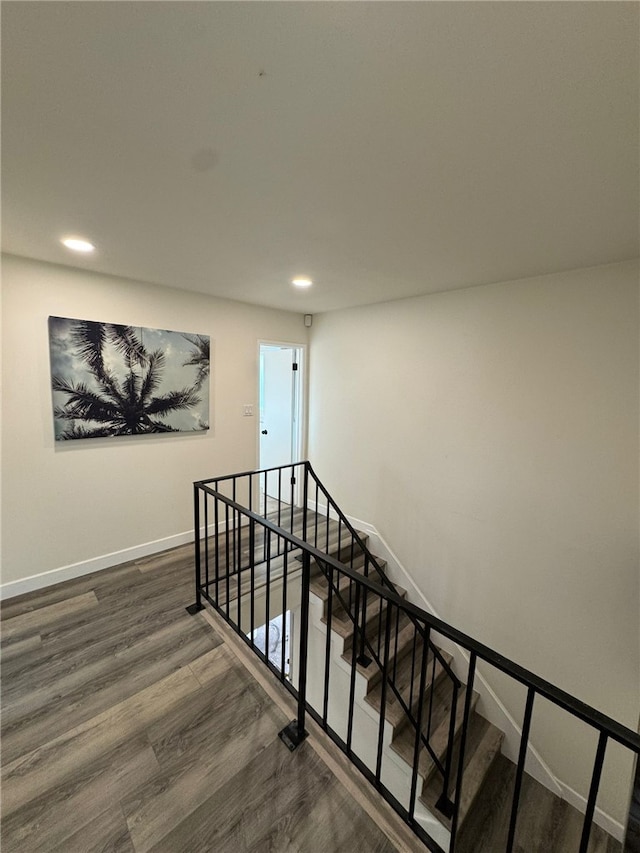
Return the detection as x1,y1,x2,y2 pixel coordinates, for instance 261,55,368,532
291,476,296,485
292,362,298,371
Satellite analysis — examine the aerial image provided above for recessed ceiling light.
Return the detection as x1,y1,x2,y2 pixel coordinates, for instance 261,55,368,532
61,236,95,253
292,277,313,288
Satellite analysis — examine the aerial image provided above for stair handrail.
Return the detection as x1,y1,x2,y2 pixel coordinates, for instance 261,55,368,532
191,465,640,852
193,477,640,750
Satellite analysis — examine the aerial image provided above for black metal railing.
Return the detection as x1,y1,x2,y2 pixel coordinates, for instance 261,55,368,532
188,462,640,853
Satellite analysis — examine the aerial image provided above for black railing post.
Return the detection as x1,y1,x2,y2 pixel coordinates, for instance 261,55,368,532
578,730,609,853
505,687,536,853
186,483,205,614
249,518,256,646
449,653,477,849
436,681,460,818
409,627,432,820
357,588,372,667
302,461,309,544
279,550,310,751
357,552,372,667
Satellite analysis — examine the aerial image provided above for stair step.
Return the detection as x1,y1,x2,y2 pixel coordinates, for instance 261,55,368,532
421,714,505,831
323,584,407,643
391,680,480,783
456,722,504,826
302,526,370,566
330,570,405,617
364,642,454,734
348,611,417,688
312,538,369,570
309,551,388,604
454,752,623,853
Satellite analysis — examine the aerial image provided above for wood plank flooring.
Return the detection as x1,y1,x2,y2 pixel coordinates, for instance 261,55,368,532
0,544,406,853
456,754,622,853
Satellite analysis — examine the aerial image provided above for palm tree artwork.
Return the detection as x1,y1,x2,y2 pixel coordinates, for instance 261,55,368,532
48,316,210,440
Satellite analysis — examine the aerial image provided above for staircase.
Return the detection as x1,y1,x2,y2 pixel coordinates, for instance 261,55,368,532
305,525,621,853
191,462,638,853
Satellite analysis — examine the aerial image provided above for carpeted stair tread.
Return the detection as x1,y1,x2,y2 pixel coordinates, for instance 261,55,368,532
420,714,505,832
391,681,480,782
300,526,370,567
309,551,389,603
323,586,407,643
343,611,417,687
364,643,454,733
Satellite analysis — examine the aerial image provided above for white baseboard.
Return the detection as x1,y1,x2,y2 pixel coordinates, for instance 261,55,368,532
0,515,244,601
0,530,196,600
558,779,625,842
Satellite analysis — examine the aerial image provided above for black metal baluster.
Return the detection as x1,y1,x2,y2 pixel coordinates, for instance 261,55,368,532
225,503,230,619
425,648,437,745
409,625,431,819
436,680,459,817
249,519,256,650
263,471,268,560
449,653,477,850
505,687,536,853
276,467,281,521
325,502,330,555
357,545,371,667
302,463,309,547
314,482,319,548
289,466,294,535
376,598,394,784
214,495,220,604
264,531,271,662
187,484,205,614
393,612,401,682
203,490,209,596
322,562,334,728
236,511,242,632
281,547,288,681
377,594,384,660
578,731,609,853
357,582,371,667
408,630,418,713
346,582,362,755
232,479,237,576
278,551,310,750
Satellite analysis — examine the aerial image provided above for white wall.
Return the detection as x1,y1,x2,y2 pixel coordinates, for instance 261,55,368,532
0,254,308,590
307,260,639,822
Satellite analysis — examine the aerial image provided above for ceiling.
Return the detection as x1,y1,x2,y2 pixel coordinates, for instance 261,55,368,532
2,2,638,314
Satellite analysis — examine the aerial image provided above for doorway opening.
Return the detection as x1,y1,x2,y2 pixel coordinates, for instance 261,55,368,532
258,343,305,514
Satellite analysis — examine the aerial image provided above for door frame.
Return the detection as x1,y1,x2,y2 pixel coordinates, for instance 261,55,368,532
257,340,307,480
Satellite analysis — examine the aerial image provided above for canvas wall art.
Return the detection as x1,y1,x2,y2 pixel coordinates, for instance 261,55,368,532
48,316,210,440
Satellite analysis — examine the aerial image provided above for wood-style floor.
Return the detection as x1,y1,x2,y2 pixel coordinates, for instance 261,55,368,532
0,543,415,853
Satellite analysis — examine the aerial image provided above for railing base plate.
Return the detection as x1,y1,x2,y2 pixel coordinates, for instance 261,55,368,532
435,794,455,819
186,602,205,615
278,720,308,751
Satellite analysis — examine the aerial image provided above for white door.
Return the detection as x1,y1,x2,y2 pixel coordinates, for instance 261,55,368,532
259,344,302,500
